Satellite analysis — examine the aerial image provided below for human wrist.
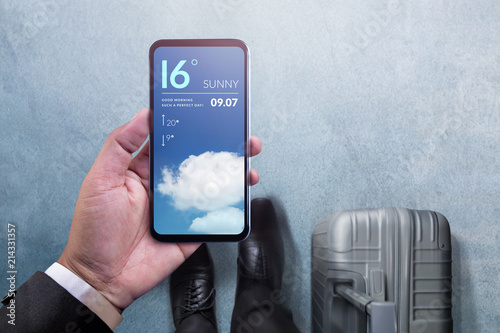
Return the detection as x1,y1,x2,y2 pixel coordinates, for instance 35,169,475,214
57,251,131,312
45,262,124,329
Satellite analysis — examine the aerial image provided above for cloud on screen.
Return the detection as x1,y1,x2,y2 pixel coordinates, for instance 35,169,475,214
157,151,244,212
189,207,244,234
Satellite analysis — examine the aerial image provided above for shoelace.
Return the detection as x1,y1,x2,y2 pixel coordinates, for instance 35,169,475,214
174,283,216,322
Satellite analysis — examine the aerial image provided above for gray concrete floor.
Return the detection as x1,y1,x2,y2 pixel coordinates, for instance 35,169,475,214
1,1,499,332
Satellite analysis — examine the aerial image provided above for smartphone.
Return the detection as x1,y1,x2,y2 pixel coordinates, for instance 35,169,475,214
149,39,250,242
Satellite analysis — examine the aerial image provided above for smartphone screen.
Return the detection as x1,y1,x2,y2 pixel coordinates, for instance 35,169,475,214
149,39,249,242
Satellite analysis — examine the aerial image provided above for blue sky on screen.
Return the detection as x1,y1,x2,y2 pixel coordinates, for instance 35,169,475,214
153,46,245,234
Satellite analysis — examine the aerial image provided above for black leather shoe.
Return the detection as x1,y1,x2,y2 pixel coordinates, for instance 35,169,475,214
170,243,218,333
235,198,285,297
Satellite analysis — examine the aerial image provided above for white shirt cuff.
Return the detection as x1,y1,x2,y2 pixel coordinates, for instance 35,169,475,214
45,262,123,330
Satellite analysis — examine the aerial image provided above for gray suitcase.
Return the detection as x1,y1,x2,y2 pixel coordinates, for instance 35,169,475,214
312,207,452,333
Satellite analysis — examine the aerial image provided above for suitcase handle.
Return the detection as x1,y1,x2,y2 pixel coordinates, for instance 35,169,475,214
335,284,396,333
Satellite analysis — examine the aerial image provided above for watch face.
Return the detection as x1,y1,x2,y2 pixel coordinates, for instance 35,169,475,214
149,39,249,242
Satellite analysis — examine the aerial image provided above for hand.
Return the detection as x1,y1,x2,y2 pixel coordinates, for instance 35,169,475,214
58,108,262,310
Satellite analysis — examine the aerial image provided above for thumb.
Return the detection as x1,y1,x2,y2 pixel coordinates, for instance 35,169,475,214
90,108,150,182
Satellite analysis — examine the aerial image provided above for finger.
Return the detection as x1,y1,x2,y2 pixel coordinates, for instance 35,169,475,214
92,108,150,181
177,243,202,261
129,140,150,188
249,168,259,186
249,136,262,157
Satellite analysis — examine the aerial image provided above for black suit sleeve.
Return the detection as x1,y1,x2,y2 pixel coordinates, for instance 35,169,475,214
0,271,112,333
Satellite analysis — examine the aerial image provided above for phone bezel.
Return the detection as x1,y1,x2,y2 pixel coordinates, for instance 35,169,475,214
149,39,250,242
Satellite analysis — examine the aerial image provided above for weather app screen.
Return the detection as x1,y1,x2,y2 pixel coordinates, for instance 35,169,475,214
152,46,246,235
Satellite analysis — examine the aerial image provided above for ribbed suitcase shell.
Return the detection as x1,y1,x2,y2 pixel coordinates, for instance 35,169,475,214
312,207,452,333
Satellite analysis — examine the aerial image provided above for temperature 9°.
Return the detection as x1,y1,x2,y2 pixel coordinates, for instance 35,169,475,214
210,98,238,107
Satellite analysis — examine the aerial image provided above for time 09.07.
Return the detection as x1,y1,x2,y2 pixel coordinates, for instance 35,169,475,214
210,98,238,107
